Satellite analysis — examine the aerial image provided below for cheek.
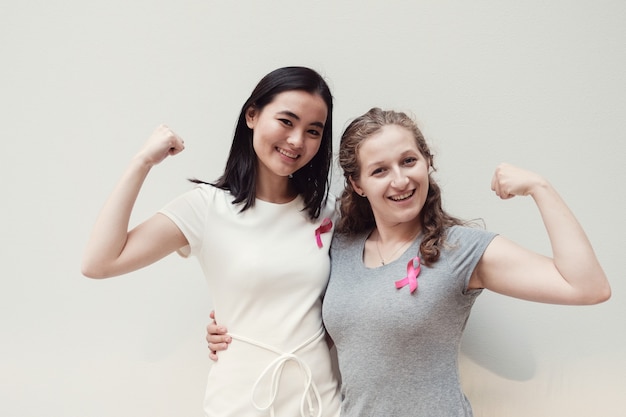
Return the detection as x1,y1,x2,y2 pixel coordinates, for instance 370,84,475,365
303,139,323,162
418,165,430,181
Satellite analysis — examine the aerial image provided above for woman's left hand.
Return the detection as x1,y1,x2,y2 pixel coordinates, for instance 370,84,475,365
490,163,545,199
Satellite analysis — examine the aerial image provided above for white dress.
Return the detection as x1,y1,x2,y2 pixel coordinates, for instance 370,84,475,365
159,184,341,417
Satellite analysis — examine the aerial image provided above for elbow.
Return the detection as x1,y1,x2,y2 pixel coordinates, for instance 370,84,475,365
578,279,612,305
591,284,612,305
583,290,611,306
81,259,112,280
81,266,106,279
591,271,612,304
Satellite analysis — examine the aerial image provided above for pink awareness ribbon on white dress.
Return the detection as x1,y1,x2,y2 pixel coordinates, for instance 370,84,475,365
314,218,333,248
395,256,421,294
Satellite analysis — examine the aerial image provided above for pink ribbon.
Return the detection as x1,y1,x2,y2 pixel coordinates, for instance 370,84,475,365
314,218,333,248
395,256,421,294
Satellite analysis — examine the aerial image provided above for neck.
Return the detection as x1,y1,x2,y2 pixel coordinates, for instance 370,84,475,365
255,175,296,204
370,222,422,266
373,220,422,245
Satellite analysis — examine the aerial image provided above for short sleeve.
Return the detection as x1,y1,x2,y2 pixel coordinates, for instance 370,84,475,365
444,226,497,294
158,185,210,258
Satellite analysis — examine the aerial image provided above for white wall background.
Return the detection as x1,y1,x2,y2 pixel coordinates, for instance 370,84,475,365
1,1,625,416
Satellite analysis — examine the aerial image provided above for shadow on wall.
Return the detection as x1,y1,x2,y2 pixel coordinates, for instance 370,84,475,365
460,305,536,381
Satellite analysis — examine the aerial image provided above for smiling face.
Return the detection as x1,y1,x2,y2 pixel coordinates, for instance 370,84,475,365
349,124,430,230
245,90,328,186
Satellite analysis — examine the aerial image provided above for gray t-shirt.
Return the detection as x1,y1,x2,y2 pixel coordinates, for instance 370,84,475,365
322,225,496,417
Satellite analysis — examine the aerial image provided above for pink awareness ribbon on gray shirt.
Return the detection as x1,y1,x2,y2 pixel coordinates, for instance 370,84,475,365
395,256,421,294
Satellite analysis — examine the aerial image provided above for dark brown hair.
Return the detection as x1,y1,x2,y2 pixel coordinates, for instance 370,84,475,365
337,107,467,265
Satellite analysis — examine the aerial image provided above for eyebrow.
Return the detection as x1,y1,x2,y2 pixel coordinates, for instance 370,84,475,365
363,150,418,170
364,161,384,170
277,110,325,129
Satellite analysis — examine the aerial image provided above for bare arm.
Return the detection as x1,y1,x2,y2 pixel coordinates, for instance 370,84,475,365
469,163,611,305
81,125,188,279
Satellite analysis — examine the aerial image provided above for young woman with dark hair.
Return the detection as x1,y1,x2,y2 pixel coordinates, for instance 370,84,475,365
82,67,341,417
205,66,334,218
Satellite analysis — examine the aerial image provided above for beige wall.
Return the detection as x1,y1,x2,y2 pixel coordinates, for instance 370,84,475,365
1,1,624,415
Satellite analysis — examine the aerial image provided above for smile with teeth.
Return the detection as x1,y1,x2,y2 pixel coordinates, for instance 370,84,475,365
389,190,414,201
277,147,299,159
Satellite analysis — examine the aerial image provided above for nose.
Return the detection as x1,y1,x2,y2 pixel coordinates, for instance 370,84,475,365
286,130,305,148
391,169,409,188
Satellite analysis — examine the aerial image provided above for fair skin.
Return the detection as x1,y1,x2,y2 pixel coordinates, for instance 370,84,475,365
348,124,429,268
353,125,610,304
247,90,327,202
81,90,328,279
207,123,610,356
471,165,609,303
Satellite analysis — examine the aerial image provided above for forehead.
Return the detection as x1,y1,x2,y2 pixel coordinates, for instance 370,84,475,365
359,124,418,157
266,90,328,123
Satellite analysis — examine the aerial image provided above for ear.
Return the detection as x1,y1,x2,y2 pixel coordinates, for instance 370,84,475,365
245,106,257,129
349,176,364,197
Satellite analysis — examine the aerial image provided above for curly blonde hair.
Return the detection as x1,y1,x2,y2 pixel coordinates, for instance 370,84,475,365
337,107,467,266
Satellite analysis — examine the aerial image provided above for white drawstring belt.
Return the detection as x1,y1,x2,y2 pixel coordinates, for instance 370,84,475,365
229,327,325,417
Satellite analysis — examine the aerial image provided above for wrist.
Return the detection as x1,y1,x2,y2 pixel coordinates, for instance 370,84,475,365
131,153,157,170
527,177,551,198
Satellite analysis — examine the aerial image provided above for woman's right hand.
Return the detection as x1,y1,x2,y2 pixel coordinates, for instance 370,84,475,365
206,310,232,361
135,124,185,167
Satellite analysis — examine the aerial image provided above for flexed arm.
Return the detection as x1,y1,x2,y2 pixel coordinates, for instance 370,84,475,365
81,125,188,279
470,163,611,305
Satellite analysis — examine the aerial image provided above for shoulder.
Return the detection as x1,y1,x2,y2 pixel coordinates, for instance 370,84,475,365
192,183,224,197
442,225,498,257
187,183,236,205
162,183,238,218
445,224,494,243
331,229,367,253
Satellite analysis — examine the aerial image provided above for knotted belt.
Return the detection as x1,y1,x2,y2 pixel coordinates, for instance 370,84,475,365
229,326,325,417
